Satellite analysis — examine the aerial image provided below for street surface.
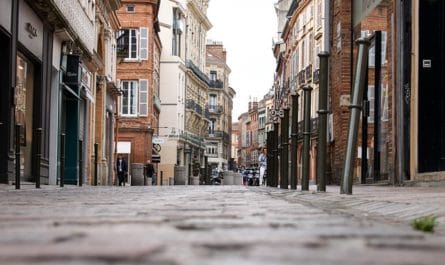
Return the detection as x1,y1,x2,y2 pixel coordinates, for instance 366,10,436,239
0,185,444,265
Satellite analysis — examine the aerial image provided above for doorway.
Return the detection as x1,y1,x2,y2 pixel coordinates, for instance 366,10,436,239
418,0,445,173
0,31,11,182
15,54,34,181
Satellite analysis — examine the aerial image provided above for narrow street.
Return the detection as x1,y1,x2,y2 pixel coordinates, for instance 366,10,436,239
1,185,444,265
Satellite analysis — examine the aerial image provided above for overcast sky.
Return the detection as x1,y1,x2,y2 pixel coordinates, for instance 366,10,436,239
207,0,278,120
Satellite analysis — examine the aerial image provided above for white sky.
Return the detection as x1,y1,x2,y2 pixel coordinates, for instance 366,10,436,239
207,0,278,119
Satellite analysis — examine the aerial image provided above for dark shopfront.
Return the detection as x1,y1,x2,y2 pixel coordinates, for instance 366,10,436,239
0,0,53,185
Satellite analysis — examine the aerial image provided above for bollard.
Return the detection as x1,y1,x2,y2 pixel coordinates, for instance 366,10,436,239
60,133,66,187
373,31,382,183
94,143,98,186
290,93,299,189
271,122,280,187
280,108,289,189
78,140,83,187
317,52,330,192
341,38,371,195
301,86,312,191
15,124,21,190
266,130,273,187
160,171,163,186
35,128,42,189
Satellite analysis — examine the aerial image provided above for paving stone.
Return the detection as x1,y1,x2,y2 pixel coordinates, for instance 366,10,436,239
0,185,444,264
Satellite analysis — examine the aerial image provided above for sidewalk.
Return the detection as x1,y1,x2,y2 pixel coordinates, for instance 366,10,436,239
264,185,445,234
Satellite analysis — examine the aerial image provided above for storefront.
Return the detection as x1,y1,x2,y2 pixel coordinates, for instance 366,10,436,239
0,0,53,184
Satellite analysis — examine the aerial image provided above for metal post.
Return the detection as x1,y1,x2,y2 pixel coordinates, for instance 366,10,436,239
280,108,290,189
15,124,21,189
161,171,164,186
60,133,65,187
272,122,280,187
266,130,273,187
94,143,98,186
361,76,369,184
373,31,382,182
341,38,370,195
301,86,312,191
35,128,43,189
317,53,329,192
290,93,299,190
78,140,83,187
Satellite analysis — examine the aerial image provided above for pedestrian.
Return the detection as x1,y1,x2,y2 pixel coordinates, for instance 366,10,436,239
116,155,128,186
258,148,267,185
144,159,155,185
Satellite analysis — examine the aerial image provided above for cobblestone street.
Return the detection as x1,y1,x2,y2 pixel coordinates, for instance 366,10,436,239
1,185,444,265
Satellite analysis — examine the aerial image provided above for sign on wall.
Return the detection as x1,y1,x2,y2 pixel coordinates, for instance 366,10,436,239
353,0,383,26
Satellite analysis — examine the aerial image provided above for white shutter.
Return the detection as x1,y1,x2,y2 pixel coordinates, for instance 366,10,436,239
139,79,148,116
139,27,148,60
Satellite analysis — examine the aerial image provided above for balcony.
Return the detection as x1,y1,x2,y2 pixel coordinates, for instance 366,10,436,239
305,64,313,82
186,99,202,115
298,70,306,85
209,79,224,89
186,60,210,86
208,104,223,114
313,69,320,84
207,130,230,143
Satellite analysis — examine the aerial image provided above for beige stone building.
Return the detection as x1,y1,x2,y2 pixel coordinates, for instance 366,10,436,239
205,40,235,171
183,0,212,182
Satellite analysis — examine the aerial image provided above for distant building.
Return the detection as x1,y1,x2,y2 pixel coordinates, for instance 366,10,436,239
205,40,235,171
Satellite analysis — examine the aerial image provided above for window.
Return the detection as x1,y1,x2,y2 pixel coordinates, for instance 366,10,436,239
121,81,138,116
259,113,266,129
210,71,217,81
209,119,216,134
209,94,217,111
368,31,387,67
317,0,322,30
368,85,375,123
118,28,148,60
127,5,135,12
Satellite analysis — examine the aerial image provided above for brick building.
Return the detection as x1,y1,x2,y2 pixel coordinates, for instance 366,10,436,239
116,0,161,180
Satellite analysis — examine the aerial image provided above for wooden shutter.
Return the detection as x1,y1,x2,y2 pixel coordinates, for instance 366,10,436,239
139,27,148,60
139,79,148,116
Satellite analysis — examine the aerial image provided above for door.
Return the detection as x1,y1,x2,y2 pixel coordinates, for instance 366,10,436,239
418,0,445,172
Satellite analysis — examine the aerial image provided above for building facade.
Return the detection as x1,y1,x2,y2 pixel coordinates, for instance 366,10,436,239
0,0,121,186
116,0,161,182
94,0,122,185
183,0,212,182
158,0,187,185
205,40,234,171
273,0,327,184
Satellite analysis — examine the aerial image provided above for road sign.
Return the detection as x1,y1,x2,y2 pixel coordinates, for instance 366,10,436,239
152,137,165,144
153,144,161,153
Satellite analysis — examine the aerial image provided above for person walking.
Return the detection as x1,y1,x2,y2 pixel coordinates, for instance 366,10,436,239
258,148,267,186
144,159,155,185
116,155,128,186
